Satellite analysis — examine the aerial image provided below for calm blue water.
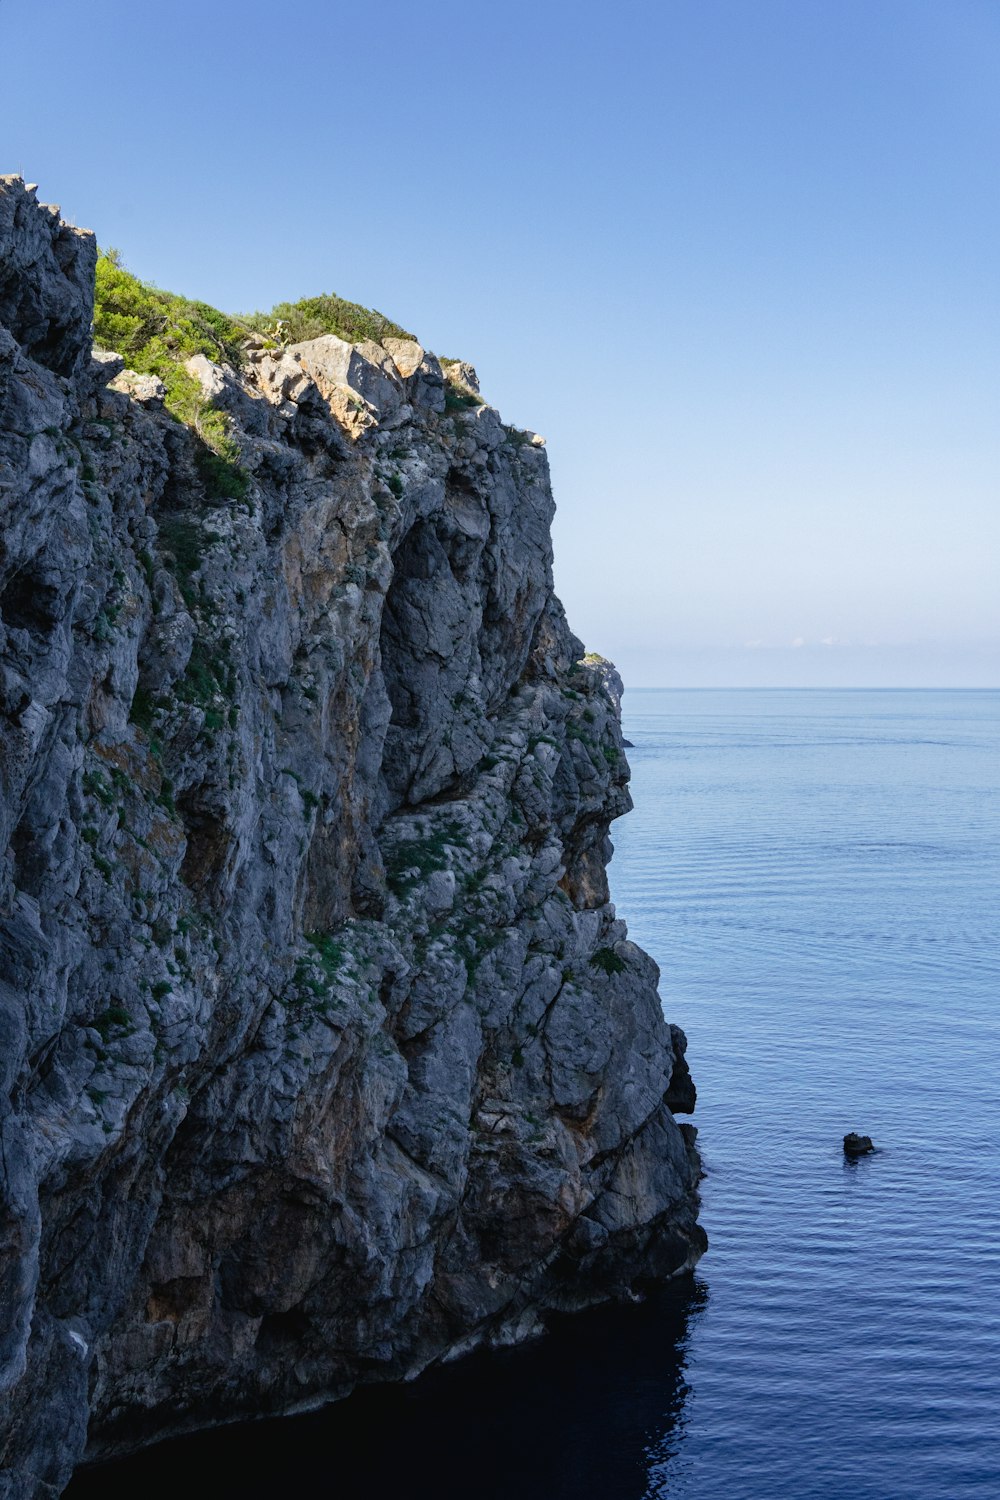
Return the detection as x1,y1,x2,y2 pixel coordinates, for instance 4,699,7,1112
612,688,1000,1499
70,688,1000,1498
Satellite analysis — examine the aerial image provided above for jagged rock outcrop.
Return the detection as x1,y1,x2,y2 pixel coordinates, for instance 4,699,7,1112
0,178,704,1497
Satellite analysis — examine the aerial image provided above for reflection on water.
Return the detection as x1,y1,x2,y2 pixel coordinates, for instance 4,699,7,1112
69,1281,704,1499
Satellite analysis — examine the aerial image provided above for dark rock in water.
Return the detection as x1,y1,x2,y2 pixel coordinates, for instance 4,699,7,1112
622,737,634,747
843,1132,875,1156
665,1024,697,1114
0,177,704,1498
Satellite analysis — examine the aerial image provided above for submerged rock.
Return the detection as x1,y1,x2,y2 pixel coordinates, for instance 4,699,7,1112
0,177,703,1496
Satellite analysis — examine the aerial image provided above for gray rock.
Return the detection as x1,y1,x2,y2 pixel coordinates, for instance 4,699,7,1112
0,175,96,376
0,180,704,1496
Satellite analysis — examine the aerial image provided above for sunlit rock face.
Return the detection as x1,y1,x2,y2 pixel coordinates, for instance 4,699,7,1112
0,176,703,1498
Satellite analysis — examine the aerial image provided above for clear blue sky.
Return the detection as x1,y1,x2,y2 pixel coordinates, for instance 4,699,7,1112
4,0,998,685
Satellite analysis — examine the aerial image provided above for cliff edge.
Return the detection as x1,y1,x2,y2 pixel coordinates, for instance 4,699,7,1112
0,178,703,1496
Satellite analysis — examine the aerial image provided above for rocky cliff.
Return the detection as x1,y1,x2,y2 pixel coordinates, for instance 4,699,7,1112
0,177,703,1497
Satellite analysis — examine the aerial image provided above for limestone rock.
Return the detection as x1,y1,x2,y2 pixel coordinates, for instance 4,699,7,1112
382,337,426,380
445,359,480,394
383,337,446,413
287,333,403,424
109,369,166,405
0,180,703,1497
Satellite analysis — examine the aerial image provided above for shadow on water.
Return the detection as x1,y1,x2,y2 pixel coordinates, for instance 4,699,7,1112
67,1277,705,1500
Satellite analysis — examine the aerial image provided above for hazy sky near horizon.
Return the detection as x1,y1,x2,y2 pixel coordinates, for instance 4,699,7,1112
3,0,998,686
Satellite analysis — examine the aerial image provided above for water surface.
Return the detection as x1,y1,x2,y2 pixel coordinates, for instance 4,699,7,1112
613,688,1000,1498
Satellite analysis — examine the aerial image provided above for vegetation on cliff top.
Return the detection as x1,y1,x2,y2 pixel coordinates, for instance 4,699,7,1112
241,293,414,347
93,250,248,498
92,256,425,496
94,250,247,368
93,254,414,365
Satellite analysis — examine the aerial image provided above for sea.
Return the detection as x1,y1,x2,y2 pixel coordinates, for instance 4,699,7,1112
68,688,1000,1499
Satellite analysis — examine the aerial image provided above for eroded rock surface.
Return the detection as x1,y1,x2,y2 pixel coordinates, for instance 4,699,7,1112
0,177,703,1497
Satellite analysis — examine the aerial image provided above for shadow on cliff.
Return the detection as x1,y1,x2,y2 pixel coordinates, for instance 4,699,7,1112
67,1277,706,1500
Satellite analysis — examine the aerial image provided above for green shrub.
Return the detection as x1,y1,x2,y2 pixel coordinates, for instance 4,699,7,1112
94,250,246,367
156,514,205,606
444,385,483,412
83,769,116,808
93,251,247,499
305,931,346,979
138,548,157,594
93,1005,133,1040
129,685,156,732
176,639,235,716
383,819,463,893
241,292,413,348
589,946,627,976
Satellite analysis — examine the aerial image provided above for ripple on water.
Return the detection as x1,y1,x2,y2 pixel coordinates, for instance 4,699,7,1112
614,689,1000,1500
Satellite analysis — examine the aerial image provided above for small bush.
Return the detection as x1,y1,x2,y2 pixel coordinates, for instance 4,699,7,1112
129,685,156,732
83,769,115,808
589,946,627,976
305,931,346,979
93,1005,133,1040
138,548,157,594
158,776,177,817
444,385,483,412
383,820,463,893
174,640,236,736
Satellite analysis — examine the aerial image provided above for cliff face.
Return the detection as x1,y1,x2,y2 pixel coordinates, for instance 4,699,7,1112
0,178,703,1497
